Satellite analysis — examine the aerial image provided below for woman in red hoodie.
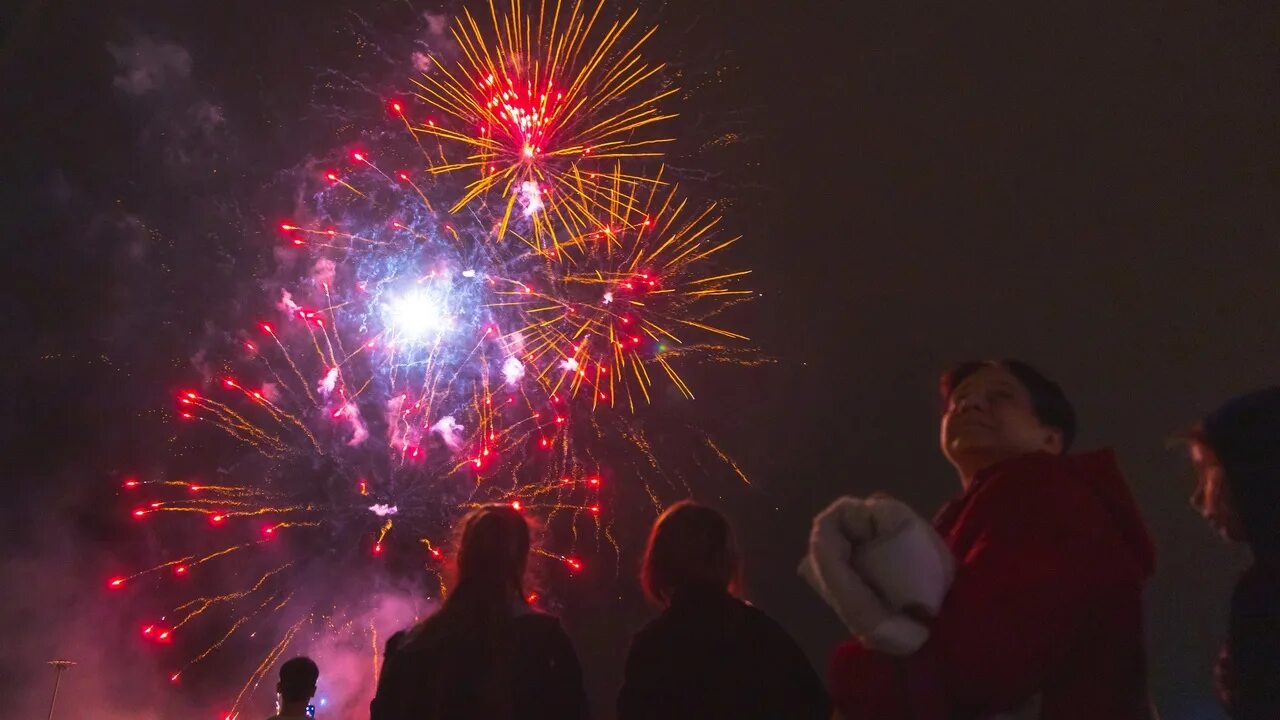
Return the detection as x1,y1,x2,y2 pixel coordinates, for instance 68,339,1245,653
828,359,1156,720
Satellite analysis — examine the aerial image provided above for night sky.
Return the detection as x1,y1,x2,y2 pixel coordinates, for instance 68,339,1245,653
2,1,1277,718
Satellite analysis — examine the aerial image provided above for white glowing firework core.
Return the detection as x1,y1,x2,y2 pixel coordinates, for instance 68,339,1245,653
390,290,448,340
502,356,526,386
519,180,544,217
368,504,399,517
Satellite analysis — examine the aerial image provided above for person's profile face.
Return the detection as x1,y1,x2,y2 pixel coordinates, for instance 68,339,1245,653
941,365,1063,469
1187,440,1246,542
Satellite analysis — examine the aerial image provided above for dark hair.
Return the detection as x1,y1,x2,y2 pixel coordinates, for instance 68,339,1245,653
389,504,535,717
455,504,530,588
443,504,530,615
409,504,531,642
641,501,741,605
1200,387,1280,554
939,359,1077,452
278,656,318,703
402,505,531,718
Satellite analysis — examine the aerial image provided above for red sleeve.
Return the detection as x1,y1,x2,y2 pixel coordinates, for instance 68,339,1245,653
829,639,947,720
829,470,1105,718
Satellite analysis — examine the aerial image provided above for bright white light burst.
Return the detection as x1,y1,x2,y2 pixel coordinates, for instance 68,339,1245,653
390,290,448,340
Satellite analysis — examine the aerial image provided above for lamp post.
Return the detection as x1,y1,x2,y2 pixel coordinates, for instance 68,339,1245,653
46,660,76,720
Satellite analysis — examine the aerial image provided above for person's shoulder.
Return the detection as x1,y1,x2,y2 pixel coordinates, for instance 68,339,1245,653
736,597,778,625
385,627,409,651
626,604,685,650
976,450,1119,511
983,448,1113,484
513,609,570,637
661,595,779,639
737,599,803,644
621,612,683,668
960,450,1138,547
388,620,430,652
514,608,561,624
959,449,1157,577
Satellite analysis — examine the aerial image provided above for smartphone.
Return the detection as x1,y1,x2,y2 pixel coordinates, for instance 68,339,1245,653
306,705,316,718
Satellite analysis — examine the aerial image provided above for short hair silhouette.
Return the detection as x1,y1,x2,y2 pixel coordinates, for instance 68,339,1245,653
641,500,740,604
278,656,319,703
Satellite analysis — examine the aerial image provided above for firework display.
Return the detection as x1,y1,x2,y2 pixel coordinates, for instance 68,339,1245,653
408,0,677,240
106,1,754,715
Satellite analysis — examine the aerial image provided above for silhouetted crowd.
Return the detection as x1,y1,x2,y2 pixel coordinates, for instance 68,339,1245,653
267,360,1280,719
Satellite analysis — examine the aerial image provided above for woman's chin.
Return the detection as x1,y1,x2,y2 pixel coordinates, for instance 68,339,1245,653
946,436,1000,457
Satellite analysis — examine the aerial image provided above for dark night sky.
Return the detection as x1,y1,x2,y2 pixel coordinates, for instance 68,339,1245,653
2,1,1278,718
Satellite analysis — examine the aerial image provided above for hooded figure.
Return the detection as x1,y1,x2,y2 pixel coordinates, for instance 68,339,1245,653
825,360,1156,720
1183,387,1280,719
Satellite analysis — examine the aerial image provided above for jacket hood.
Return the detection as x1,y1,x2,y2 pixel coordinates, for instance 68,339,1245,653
977,449,1156,577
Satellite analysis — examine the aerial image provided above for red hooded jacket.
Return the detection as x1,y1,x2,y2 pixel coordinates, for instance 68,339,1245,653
829,450,1156,720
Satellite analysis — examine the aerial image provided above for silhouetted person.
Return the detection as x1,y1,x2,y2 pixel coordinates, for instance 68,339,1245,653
268,656,317,720
370,504,588,720
1178,387,1280,719
617,501,828,720
828,360,1156,719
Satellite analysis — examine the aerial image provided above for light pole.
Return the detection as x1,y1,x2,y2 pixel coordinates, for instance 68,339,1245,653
46,660,75,720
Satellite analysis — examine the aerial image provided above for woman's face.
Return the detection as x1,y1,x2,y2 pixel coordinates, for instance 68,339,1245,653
940,365,1063,474
1187,439,1247,542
